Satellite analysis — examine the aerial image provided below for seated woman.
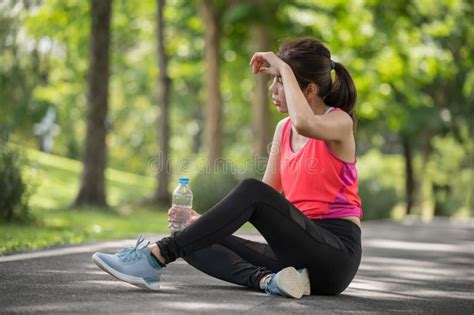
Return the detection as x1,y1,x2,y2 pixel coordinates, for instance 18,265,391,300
92,38,363,299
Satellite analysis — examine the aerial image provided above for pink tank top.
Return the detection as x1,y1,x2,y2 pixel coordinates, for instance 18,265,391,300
280,108,363,219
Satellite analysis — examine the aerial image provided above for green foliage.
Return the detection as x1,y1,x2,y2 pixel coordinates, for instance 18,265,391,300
427,136,470,216
0,146,32,222
0,148,256,254
357,150,404,219
191,170,240,214
358,178,399,220
0,148,161,255
1,0,473,221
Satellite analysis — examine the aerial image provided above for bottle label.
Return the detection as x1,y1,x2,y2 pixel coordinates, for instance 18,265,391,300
169,206,192,226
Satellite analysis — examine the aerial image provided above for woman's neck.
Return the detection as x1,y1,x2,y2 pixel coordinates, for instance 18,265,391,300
308,96,329,115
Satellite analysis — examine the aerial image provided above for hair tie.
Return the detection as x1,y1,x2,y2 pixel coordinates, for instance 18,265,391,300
330,60,336,70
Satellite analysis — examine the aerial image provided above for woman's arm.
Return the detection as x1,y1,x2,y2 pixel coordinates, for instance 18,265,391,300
261,117,287,193
279,64,353,142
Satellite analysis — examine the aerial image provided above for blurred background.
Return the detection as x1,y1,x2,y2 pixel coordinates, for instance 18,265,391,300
1,0,472,254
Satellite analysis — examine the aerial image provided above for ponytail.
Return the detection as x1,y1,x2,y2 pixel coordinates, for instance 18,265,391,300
324,61,357,131
277,38,358,131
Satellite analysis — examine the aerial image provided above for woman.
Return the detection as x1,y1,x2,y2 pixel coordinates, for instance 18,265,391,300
92,38,362,299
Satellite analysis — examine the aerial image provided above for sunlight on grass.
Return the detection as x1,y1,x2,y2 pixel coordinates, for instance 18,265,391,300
1,150,167,255
28,149,155,207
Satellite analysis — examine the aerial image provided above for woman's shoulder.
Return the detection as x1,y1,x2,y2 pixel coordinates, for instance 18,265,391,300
277,116,291,127
275,117,291,137
327,106,352,118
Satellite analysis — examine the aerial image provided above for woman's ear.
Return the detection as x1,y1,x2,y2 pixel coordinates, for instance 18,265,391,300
304,83,319,99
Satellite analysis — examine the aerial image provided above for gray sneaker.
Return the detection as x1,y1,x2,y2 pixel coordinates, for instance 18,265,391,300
263,267,305,299
92,235,163,290
297,268,311,296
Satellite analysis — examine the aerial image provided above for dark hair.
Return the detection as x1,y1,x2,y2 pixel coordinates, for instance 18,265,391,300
277,38,357,130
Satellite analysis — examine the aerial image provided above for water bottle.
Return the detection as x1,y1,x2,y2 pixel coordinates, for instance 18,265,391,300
169,178,193,233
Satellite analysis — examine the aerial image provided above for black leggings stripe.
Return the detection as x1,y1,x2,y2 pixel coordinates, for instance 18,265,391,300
157,178,362,295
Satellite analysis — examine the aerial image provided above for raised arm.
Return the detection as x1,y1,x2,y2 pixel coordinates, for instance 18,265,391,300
250,52,353,142
279,64,353,142
261,117,288,193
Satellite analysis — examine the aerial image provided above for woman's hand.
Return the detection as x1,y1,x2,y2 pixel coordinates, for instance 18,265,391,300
168,207,201,226
249,51,286,76
188,208,201,225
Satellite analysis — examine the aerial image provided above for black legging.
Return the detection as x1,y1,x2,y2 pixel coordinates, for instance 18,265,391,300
156,178,362,295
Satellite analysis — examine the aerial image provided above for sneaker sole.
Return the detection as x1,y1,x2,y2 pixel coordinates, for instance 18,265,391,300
300,268,311,296
275,267,304,299
92,253,160,291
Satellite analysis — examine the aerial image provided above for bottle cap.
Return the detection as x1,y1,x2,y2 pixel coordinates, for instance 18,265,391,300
179,178,189,184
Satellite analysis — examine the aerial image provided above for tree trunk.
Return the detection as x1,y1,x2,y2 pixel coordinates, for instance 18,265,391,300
153,0,171,204
186,83,202,154
251,25,272,159
401,134,415,215
432,183,451,216
192,107,203,154
471,120,474,218
415,129,434,214
73,0,112,208
200,0,223,166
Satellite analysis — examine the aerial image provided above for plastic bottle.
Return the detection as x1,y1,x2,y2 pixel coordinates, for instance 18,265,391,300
169,178,193,233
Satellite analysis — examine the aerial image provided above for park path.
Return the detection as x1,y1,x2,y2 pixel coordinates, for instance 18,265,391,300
1,218,473,314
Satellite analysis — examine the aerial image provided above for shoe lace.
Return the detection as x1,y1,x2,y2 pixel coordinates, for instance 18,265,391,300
263,273,281,296
116,235,150,262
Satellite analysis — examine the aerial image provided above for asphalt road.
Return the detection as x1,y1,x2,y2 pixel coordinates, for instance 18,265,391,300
1,218,473,314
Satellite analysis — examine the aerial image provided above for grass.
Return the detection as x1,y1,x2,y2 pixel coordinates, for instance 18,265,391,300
2,209,169,255
0,149,254,255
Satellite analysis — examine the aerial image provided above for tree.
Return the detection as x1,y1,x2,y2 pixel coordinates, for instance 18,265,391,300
401,134,415,213
365,0,474,216
154,0,172,204
200,0,223,165
73,0,112,207
221,0,282,160
0,1,49,144
251,25,272,159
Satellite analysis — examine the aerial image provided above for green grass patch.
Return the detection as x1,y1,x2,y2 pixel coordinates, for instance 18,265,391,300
1,207,168,255
0,149,254,255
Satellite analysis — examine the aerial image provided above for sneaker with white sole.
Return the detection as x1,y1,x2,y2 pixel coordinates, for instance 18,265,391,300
91,235,163,290
262,267,306,299
298,268,311,296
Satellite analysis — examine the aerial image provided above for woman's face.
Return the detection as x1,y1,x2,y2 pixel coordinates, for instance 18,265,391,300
268,75,288,113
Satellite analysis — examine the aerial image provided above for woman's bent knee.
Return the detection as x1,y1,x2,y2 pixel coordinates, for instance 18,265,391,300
238,178,271,193
239,178,262,188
